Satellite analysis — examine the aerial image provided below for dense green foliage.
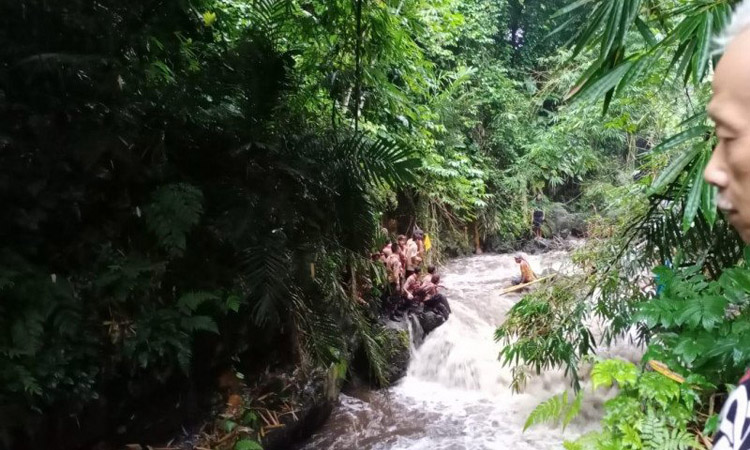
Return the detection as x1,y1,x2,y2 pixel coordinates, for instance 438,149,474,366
0,0,421,446
529,358,712,449
506,0,750,447
0,0,644,448
6,0,745,447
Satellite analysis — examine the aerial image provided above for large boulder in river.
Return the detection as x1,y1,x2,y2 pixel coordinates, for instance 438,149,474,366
521,237,552,254
351,318,411,387
381,319,412,385
419,310,446,335
355,309,448,387
546,203,587,238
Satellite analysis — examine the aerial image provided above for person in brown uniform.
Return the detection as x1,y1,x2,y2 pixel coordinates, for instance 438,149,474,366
420,274,451,320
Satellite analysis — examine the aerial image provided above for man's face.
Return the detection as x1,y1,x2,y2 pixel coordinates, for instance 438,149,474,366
705,29,750,242
398,238,405,247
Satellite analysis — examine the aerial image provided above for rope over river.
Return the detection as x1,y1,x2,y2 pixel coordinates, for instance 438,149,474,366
298,250,643,449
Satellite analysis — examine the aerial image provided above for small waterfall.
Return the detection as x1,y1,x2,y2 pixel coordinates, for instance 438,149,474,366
406,313,424,351
301,248,642,450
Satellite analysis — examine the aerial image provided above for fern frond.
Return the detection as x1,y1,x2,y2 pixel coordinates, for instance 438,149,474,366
524,391,568,431
243,236,293,327
177,291,219,313
563,390,584,431
145,183,204,256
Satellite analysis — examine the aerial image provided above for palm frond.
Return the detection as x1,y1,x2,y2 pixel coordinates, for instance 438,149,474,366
334,134,421,189
248,0,294,39
557,0,733,113
242,235,294,328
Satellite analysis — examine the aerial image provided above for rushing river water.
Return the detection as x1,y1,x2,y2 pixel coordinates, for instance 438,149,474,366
300,251,643,450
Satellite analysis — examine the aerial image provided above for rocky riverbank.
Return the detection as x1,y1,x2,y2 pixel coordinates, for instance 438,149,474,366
160,307,448,450
264,309,448,448
355,310,449,387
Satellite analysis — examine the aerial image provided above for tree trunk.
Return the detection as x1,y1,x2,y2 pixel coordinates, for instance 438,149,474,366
474,221,483,254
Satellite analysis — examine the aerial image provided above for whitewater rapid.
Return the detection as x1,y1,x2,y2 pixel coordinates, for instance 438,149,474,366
300,251,642,449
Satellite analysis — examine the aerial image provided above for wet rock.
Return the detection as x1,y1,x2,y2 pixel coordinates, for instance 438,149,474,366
521,237,551,254
262,366,341,450
350,318,411,387
354,307,451,388
418,311,446,335
381,322,411,385
547,203,587,238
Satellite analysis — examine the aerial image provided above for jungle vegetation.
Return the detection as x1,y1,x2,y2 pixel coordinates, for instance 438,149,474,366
0,0,742,449
499,0,750,448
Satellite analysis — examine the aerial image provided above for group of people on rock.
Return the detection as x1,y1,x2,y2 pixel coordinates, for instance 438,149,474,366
377,230,451,322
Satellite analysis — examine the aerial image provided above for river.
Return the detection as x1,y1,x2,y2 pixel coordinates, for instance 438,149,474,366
299,251,642,449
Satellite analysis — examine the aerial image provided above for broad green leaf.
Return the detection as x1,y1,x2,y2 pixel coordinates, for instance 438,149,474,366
677,111,708,129
621,423,642,448
638,372,680,407
181,315,219,334
570,60,633,105
602,395,643,428
616,53,652,96
665,39,691,79
635,17,656,47
677,296,728,330
704,414,720,435
649,144,701,194
701,178,718,227
552,0,598,19
546,16,577,40
203,11,217,27
651,125,711,154
636,298,680,328
222,419,238,432
673,337,702,365
573,3,611,58
235,439,263,450
676,39,697,85
682,157,705,232
178,291,219,313
693,12,713,83
226,295,243,313
591,359,638,389
569,59,604,98
600,1,625,61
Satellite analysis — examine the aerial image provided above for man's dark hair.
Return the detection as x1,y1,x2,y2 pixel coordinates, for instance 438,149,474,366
431,274,440,283
427,265,437,274
391,243,399,253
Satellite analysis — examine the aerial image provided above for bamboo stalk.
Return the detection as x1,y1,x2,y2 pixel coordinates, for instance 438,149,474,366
498,275,556,295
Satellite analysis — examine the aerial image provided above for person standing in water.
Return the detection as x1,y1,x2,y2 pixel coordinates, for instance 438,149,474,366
695,2,750,447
